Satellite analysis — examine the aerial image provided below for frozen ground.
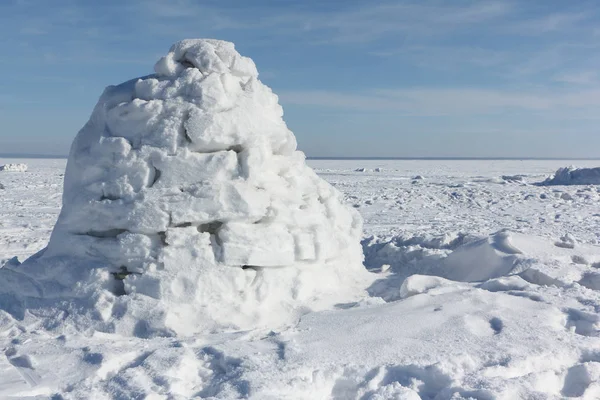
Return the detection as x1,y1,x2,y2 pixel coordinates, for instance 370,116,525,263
2,158,600,399
313,159,600,242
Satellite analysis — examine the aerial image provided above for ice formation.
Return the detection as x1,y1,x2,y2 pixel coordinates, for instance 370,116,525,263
541,166,600,186
0,39,369,336
0,163,28,172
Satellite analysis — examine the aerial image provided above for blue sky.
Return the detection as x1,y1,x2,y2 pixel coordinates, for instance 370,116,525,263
1,0,599,157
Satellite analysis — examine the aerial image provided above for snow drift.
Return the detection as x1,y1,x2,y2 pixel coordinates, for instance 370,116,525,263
541,166,600,186
0,163,28,172
364,229,600,302
0,39,370,336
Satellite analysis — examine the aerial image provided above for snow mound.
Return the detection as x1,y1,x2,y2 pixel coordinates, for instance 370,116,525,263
441,230,533,282
399,274,454,299
0,163,28,172
501,174,526,183
541,166,600,186
0,39,370,337
365,230,600,301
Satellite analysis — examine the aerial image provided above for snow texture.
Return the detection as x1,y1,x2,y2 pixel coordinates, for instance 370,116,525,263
2,158,600,398
0,39,368,337
541,166,600,186
0,163,28,172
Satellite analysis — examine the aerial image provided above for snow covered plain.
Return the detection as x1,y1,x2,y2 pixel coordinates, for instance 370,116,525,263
2,157,600,399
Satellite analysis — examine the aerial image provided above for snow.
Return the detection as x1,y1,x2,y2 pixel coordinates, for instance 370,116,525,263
541,166,600,186
0,163,28,172
2,157,600,398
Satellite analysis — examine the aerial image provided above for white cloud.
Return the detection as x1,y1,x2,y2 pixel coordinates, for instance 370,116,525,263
125,0,513,44
553,71,599,85
370,45,510,70
505,12,593,36
280,86,600,117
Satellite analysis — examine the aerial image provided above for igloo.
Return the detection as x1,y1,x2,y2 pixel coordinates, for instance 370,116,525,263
0,39,370,336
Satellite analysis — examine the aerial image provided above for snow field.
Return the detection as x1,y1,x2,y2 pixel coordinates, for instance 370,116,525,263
2,159,600,398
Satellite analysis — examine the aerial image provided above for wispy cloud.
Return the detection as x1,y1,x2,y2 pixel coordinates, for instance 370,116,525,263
505,11,594,36
124,0,513,44
280,86,600,117
553,71,599,85
370,45,510,71
5,0,597,65
305,1,512,43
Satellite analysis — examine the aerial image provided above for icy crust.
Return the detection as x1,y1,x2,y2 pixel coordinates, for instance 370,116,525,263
1,39,369,336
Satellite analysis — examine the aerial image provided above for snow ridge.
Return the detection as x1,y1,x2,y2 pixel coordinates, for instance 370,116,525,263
541,166,600,186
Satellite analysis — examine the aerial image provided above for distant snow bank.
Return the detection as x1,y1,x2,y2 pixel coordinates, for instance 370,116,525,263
541,166,600,186
0,163,27,172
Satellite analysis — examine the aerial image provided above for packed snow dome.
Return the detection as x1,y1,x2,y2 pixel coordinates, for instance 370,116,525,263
0,39,370,336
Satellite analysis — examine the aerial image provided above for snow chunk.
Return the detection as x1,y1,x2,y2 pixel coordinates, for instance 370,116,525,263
218,222,296,266
501,174,526,183
579,272,600,290
541,166,600,186
0,163,28,172
399,275,454,299
154,39,258,79
477,276,532,292
556,233,577,249
0,39,370,337
442,230,531,282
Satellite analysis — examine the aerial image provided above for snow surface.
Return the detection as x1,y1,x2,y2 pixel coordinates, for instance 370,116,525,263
541,166,600,186
0,163,28,172
2,158,600,399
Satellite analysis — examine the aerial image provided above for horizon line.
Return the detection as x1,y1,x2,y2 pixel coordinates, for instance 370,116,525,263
1,153,600,161
307,157,600,161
